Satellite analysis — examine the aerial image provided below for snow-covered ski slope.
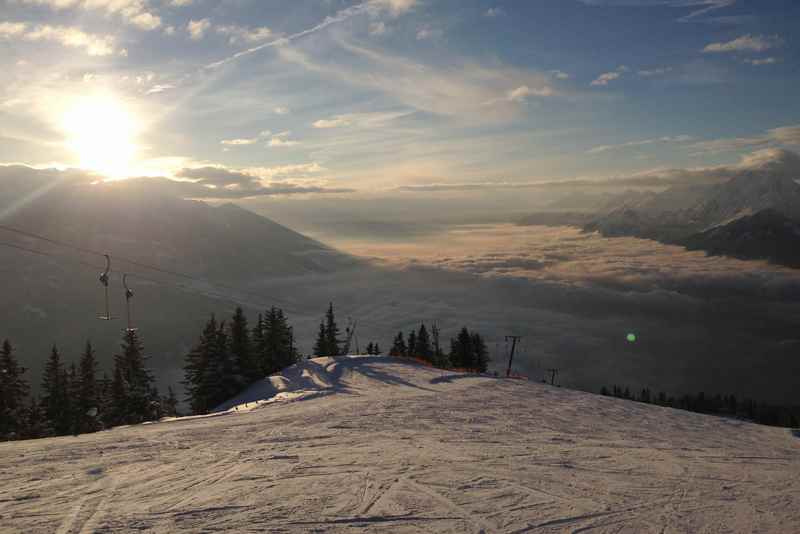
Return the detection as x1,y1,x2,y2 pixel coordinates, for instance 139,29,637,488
2,355,799,533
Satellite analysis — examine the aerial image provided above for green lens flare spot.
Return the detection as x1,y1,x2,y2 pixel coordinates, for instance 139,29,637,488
627,333,637,343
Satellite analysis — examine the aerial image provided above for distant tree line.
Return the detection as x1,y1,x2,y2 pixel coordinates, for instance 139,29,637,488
0,332,178,442
389,323,490,373
601,385,800,428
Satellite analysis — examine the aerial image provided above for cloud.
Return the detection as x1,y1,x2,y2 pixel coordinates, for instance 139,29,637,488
369,21,388,35
638,66,673,77
204,0,418,70
577,0,736,23
146,84,175,94
273,106,289,115
268,138,299,148
368,0,417,17
550,70,570,80
187,18,211,40
485,7,505,17
220,130,271,146
590,65,628,86
162,165,353,198
313,117,351,129
0,22,28,38
703,34,783,53
312,111,411,129
280,39,557,121
588,135,693,154
744,57,779,66
416,26,443,40
19,24,117,56
170,0,192,6
216,25,273,45
690,124,800,154
17,0,161,30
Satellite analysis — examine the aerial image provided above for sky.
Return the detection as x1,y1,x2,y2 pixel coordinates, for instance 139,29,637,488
0,0,799,203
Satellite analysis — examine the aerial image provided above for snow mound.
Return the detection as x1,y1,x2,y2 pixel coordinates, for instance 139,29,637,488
212,355,473,413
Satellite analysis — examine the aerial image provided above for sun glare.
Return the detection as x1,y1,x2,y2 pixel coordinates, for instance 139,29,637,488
61,94,140,179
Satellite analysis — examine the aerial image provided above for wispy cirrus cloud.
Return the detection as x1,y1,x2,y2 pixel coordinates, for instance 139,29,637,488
690,125,800,154
578,0,736,23
588,135,693,154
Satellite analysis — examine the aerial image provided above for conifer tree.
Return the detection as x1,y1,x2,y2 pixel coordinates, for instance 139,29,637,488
263,307,297,372
184,315,219,415
373,342,380,355
313,321,327,357
40,345,69,436
365,342,374,355
324,303,341,357
389,332,407,357
229,306,254,383
449,327,474,370
111,330,156,425
76,341,100,434
407,330,417,358
471,332,489,373
0,340,29,439
415,324,432,362
215,320,240,402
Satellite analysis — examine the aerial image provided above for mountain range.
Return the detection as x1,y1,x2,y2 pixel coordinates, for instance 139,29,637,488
521,157,800,268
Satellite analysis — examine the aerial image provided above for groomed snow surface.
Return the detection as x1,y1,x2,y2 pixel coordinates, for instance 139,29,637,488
1,355,799,533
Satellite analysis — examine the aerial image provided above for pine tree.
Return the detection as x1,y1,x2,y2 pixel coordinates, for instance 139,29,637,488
40,345,69,436
0,340,29,440
76,341,100,434
184,316,218,415
313,321,327,357
263,307,297,373
229,307,254,383
111,330,156,425
471,332,489,373
389,332,407,357
407,330,417,358
365,342,374,355
415,324,432,362
449,327,474,370
324,303,341,357
216,321,240,402
373,343,381,355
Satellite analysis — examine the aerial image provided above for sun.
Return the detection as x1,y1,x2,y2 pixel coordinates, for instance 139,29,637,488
61,94,140,179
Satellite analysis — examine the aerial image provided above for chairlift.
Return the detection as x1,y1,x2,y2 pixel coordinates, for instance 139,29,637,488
98,254,114,320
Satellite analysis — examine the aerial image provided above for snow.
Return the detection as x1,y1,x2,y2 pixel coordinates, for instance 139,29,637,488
1,355,799,532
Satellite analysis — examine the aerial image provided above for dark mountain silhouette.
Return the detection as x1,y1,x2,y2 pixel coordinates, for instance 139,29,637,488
682,208,800,267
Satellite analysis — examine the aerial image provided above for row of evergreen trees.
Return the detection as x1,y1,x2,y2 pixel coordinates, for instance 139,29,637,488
0,333,178,441
389,324,490,373
601,385,800,428
183,306,298,414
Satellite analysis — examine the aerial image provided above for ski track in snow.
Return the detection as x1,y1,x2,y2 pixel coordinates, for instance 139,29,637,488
1,356,798,533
